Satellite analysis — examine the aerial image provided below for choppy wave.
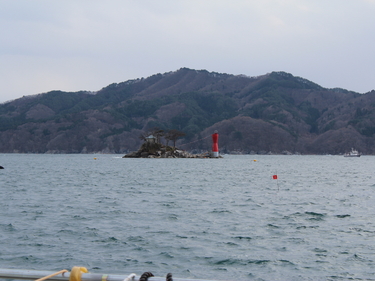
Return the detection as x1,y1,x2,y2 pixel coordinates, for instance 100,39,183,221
1,154,375,280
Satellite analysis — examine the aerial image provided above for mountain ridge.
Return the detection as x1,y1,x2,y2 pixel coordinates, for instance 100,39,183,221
1,67,374,154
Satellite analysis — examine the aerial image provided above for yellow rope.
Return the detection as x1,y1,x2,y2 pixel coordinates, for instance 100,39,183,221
35,270,68,281
70,267,88,281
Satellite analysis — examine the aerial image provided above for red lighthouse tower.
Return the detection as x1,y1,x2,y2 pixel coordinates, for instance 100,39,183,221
211,130,219,158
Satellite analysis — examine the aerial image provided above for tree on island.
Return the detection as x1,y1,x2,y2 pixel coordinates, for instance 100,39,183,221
165,129,186,148
151,127,164,144
140,128,186,148
139,127,165,144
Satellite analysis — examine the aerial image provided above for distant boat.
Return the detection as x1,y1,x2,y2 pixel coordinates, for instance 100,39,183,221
344,148,361,157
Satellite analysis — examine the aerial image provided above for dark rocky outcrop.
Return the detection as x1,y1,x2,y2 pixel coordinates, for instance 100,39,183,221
123,141,214,158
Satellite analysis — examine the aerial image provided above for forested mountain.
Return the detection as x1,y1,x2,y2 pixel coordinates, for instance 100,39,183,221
1,67,375,154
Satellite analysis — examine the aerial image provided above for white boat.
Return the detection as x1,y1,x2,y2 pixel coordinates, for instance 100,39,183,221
344,148,361,157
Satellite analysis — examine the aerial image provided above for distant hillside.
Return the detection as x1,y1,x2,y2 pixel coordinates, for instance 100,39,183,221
1,67,375,154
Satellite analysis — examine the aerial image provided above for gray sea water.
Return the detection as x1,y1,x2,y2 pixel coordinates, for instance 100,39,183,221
0,154,375,281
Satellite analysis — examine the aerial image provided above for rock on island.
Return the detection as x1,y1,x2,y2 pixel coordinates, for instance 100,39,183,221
123,139,215,158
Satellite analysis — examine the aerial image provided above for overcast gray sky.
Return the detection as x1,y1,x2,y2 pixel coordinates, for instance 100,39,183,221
1,0,375,103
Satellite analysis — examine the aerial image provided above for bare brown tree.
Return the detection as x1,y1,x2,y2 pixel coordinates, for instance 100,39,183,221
166,129,186,148
150,127,164,144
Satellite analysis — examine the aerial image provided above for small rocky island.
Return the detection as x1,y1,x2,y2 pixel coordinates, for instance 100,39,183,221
123,139,211,158
123,132,216,158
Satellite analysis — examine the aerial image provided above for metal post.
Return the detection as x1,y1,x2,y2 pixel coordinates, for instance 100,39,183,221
0,269,224,281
